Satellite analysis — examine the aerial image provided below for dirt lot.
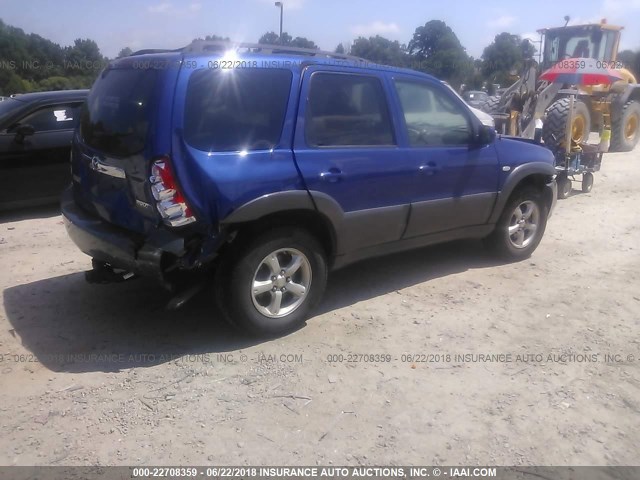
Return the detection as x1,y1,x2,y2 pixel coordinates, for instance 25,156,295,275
1,148,639,467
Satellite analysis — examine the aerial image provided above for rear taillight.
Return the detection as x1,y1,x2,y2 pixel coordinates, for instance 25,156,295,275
150,157,196,227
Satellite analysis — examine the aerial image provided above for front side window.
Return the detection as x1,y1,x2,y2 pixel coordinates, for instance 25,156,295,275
305,72,395,147
17,104,81,132
184,68,292,152
394,80,471,147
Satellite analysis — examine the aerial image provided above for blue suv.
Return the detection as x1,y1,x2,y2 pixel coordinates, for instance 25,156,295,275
62,42,557,336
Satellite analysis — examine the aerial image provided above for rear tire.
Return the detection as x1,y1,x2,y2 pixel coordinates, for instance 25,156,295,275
543,98,591,151
216,227,327,337
610,100,640,152
486,187,548,261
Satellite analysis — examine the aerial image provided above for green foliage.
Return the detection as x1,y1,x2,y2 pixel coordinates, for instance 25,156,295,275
37,75,73,91
408,20,472,86
482,32,529,87
290,37,317,49
258,31,317,49
259,31,280,45
117,47,133,58
204,35,230,41
350,36,409,67
618,49,640,79
335,43,345,54
0,19,102,94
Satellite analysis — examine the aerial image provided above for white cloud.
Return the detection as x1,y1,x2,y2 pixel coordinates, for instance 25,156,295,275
147,2,171,13
350,21,400,37
487,15,517,28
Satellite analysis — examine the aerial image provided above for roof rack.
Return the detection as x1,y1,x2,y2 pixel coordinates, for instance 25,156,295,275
181,40,367,62
129,47,183,56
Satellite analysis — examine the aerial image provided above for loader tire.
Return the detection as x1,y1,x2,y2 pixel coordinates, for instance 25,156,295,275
543,98,591,151
610,100,640,152
480,95,503,114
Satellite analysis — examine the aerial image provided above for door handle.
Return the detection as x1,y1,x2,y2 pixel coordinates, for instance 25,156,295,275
418,162,441,175
320,167,343,183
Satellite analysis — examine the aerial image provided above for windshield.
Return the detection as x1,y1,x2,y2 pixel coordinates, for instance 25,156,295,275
543,27,619,66
80,68,157,157
0,98,26,125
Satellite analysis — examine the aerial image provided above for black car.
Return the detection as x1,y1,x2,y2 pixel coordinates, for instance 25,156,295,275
0,89,88,210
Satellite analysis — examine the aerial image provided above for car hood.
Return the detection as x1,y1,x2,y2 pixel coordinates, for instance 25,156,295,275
469,106,495,128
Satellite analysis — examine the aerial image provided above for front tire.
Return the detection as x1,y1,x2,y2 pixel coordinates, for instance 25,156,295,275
486,188,548,261
218,227,327,337
543,98,591,150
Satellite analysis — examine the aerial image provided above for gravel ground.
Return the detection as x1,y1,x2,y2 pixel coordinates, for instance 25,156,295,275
0,148,639,466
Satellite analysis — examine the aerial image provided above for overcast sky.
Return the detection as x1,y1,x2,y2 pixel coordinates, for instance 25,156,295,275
2,0,639,58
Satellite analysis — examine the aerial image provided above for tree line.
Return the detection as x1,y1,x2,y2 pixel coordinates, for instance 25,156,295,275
1,17,639,96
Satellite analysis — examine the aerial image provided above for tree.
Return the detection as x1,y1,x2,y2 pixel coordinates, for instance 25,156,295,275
258,31,315,48
482,32,527,87
350,36,409,67
408,20,472,85
117,47,133,58
0,19,101,92
204,34,230,41
335,43,345,54
618,49,640,78
64,38,105,80
520,39,536,60
38,75,73,91
259,31,280,45
0,70,30,95
289,37,317,49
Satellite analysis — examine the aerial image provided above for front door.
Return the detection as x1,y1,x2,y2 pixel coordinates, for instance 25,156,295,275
389,76,500,238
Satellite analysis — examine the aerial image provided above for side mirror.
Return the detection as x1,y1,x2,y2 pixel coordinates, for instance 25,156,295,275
13,124,35,144
476,124,496,145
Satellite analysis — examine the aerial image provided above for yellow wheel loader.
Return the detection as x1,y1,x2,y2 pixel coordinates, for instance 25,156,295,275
481,21,640,152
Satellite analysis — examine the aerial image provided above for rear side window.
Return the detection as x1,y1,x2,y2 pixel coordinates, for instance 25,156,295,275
80,68,157,157
184,69,292,152
305,72,395,147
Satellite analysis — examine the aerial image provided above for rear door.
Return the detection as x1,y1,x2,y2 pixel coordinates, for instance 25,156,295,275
390,75,500,238
73,60,178,233
293,67,415,254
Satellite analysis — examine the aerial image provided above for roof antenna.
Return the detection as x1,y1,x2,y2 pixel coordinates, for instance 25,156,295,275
564,15,570,27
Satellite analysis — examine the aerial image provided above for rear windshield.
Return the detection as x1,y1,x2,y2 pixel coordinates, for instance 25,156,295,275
80,68,157,157
184,68,292,152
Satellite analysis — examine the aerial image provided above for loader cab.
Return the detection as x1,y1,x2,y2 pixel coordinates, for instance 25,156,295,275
540,24,622,68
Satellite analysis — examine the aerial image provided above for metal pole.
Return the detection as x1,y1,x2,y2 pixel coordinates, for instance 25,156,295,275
566,94,574,155
274,2,283,41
